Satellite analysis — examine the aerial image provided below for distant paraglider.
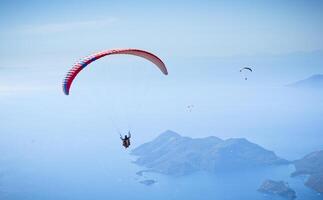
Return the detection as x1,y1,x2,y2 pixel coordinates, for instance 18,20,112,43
62,48,168,95
187,105,194,112
240,67,253,80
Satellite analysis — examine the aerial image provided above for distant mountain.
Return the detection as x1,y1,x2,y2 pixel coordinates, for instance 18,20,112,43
288,74,323,89
131,130,288,176
291,150,323,194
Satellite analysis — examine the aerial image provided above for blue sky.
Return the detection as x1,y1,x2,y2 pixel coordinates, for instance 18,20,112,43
1,0,323,59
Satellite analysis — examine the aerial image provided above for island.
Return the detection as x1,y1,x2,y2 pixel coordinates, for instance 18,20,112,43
258,179,296,200
131,130,289,176
291,150,323,194
139,179,157,186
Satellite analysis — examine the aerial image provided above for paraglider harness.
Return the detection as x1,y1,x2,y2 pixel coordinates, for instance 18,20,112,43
120,131,131,148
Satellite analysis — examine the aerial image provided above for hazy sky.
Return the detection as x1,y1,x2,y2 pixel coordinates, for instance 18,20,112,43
1,0,323,59
1,0,323,159
1,0,323,87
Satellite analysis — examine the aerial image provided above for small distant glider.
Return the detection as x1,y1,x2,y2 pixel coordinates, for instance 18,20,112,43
240,67,253,80
187,105,194,112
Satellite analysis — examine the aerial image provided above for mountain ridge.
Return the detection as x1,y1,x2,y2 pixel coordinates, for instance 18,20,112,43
132,130,289,176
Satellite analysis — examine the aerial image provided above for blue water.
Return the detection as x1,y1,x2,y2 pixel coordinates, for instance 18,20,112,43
0,123,321,200
1,145,321,200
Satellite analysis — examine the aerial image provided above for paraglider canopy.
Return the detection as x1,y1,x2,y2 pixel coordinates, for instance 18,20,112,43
62,48,168,95
240,67,253,72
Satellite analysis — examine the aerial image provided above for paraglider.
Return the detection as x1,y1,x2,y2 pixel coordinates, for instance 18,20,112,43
240,67,253,80
62,48,168,95
120,131,131,148
62,48,168,149
187,105,194,112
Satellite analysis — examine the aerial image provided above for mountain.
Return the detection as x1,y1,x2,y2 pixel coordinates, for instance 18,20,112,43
291,150,323,194
131,130,288,176
288,74,323,89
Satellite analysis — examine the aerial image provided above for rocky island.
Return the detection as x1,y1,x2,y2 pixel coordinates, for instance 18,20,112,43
291,150,323,194
131,130,289,176
139,179,157,186
258,179,296,200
